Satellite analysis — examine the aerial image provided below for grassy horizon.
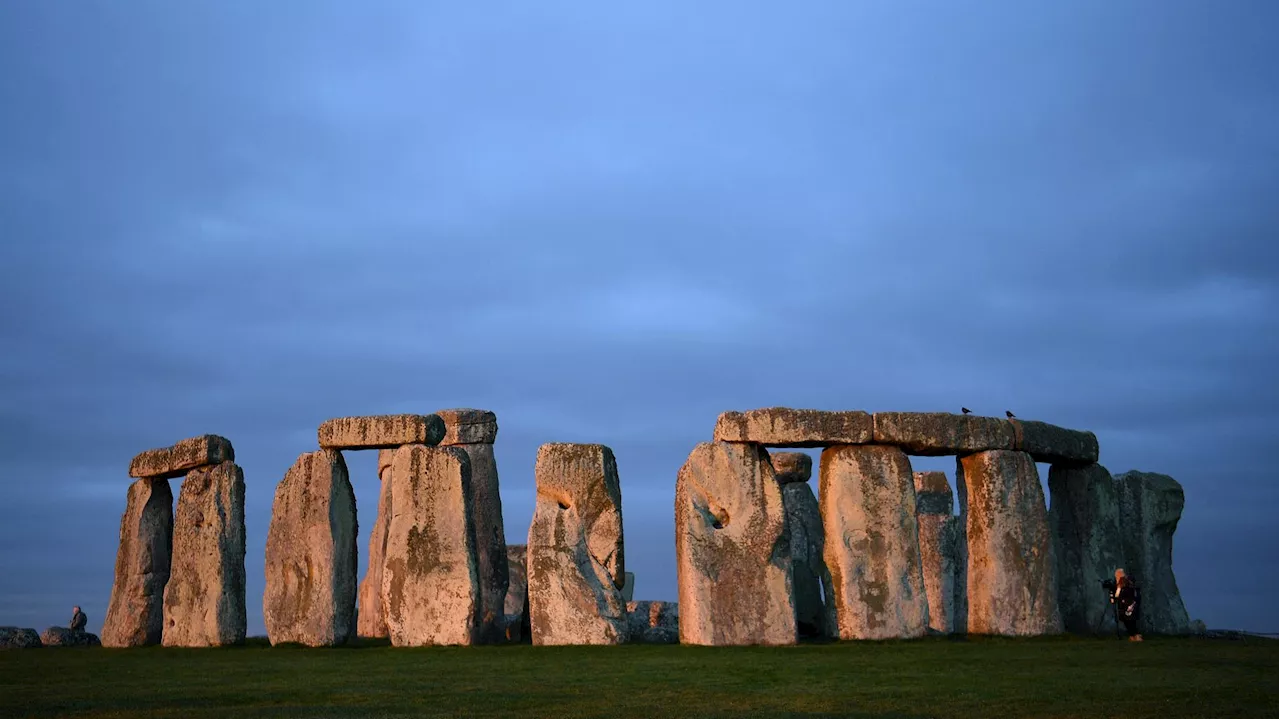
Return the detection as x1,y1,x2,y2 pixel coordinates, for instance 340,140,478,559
2,635,1274,718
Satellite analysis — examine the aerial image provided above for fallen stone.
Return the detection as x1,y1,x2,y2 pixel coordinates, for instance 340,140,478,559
627,601,679,644
102,477,173,647
453,442,508,644
1115,471,1191,635
436,408,499,445
675,441,796,646
41,627,101,647
914,471,960,634
1008,419,1099,465
0,627,41,649
1190,619,1207,635
714,408,873,448
128,435,234,480
381,444,482,646
873,413,1014,456
820,445,929,640
264,449,358,647
957,450,1062,636
776,454,834,638
1048,463,1124,635
162,461,247,647
528,443,628,646
503,544,530,643
357,449,395,639
317,414,445,450
771,451,813,483
621,572,635,602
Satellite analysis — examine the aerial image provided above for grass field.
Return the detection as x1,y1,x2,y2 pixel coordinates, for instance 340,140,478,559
2,635,1274,718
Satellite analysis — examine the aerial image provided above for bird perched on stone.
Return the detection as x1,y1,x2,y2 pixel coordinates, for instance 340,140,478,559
961,407,972,415
1006,410,1016,419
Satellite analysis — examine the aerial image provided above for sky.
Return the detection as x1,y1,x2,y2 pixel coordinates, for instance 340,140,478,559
0,1,1275,637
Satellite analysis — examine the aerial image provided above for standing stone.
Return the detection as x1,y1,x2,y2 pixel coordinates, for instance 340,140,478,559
914,471,960,634
503,544,531,642
820,445,928,640
1048,463,1123,634
527,443,628,646
627,601,679,644
957,450,1062,636
621,572,635,602
772,451,834,639
1115,471,1191,635
357,449,395,639
102,478,173,647
264,449,358,646
450,442,508,644
381,444,482,646
675,442,795,646
163,461,246,647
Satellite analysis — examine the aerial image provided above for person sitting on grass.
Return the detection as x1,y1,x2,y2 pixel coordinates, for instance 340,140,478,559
69,606,87,633
1113,569,1142,642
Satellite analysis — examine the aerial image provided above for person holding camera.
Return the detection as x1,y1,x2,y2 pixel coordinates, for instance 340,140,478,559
1111,568,1143,641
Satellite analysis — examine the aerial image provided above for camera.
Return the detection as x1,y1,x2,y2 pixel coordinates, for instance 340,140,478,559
1100,578,1117,592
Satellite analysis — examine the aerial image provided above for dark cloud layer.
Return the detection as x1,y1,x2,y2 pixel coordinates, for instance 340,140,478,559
1,1,1274,635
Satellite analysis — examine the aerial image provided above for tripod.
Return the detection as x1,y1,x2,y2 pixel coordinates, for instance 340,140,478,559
1093,591,1122,639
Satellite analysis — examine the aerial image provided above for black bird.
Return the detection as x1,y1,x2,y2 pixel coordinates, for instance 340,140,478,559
961,407,972,415
1006,410,1016,419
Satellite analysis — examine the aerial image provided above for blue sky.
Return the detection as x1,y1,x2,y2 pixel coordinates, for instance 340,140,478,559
0,1,1275,635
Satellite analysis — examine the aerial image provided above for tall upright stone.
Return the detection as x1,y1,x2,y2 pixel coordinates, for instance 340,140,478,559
675,442,795,646
820,445,928,640
527,443,628,646
162,461,246,647
503,544,531,643
1048,463,1123,634
957,450,1062,636
914,471,960,635
381,444,482,646
438,409,508,644
264,449,358,646
102,478,173,647
357,450,395,639
1115,471,1191,635
771,451,834,638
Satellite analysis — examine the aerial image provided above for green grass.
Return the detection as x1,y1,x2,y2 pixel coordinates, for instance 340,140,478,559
1,636,1274,718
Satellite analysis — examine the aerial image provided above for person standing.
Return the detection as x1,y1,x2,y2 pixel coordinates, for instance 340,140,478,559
1113,569,1143,642
69,606,87,633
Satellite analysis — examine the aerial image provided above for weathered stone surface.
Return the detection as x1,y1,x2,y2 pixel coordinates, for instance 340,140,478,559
40,627,100,647
528,443,628,646
675,442,796,646
956,450,1062,636
779,474,835,638
436,408,499,445
503,544,530,643
264,449,358,647
0,627,41,649
714,408,873,448
819,445,928,640
318,414,445,450
627,601,679,644
1008,420,1099,465
874,413,1014,456
382,444,481,646
771,451,813,483
1115,471,1191,635
357,449,395,639
914,472,959,634
102,478,173,647
454,442,508,643
163,461,246,647
1048,463,1123,635
129,435,234,480
621,572,635,602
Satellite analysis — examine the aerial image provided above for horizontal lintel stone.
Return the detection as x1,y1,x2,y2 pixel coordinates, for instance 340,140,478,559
713,408,873,448
1010,420,1099,465
872,412,1015,456
434,408,498,445
317,414,445,450
128,435,235,480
